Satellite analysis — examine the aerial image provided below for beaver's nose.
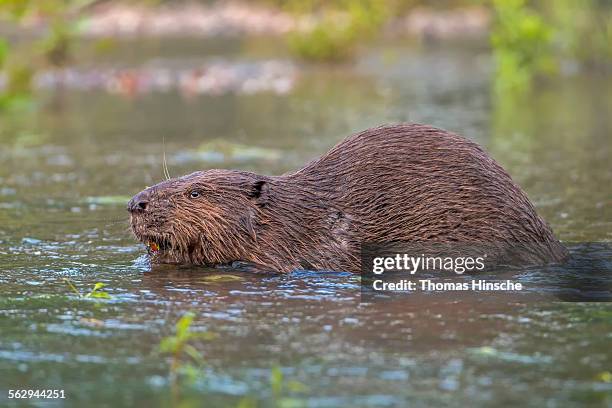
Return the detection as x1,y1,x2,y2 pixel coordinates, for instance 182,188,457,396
127,191,150,213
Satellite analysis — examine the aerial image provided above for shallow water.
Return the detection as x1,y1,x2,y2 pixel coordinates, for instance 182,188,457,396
1,38,611,407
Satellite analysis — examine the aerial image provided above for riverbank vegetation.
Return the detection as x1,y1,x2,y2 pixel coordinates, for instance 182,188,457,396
0,0,610,105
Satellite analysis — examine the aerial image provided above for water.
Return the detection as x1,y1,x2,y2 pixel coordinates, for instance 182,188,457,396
1,38,611,407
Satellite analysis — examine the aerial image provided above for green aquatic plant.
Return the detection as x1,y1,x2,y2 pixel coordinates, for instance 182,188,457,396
159,312,217,402
63,278,112,299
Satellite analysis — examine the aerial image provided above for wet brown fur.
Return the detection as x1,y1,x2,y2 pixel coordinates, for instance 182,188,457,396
128,124,568,273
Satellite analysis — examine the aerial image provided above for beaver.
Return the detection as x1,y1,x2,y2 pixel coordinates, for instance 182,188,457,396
128,123,568,273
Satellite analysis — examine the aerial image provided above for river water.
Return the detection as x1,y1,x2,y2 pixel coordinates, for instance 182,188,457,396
1,38,611,407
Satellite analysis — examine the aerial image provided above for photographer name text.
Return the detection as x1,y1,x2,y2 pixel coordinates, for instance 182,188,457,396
372,279,522,292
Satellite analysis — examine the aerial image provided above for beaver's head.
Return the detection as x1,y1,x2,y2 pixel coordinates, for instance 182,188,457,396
127,169,268,266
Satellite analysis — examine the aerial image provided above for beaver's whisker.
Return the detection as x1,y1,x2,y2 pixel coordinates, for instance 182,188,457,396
162,135,171,181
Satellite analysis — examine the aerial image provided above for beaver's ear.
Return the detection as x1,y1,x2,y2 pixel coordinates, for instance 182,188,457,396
247,180,269,206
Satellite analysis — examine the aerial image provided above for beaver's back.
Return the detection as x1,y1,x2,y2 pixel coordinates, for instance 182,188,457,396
293,123,567,265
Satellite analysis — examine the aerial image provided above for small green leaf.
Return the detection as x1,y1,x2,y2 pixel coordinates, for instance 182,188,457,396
85,282,111,299
270,365,283,398
92,282,106,291
159,337,179,353
176,312,195,337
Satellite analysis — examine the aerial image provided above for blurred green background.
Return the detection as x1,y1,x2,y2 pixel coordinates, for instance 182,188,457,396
1,0,611,108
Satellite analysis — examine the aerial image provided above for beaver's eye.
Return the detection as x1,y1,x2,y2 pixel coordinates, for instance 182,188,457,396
189,191,201,199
